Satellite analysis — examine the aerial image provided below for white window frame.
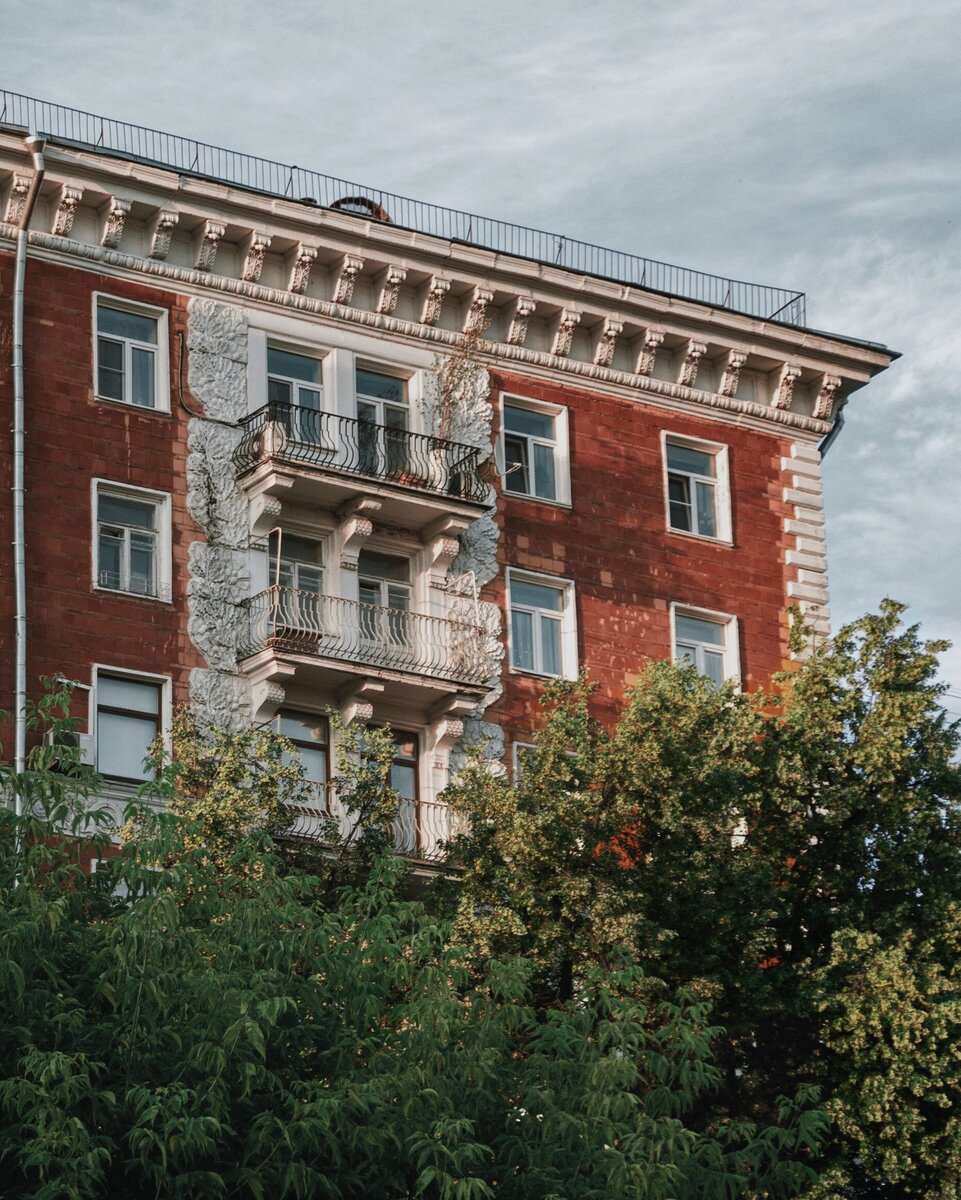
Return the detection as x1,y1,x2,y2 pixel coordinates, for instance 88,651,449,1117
670,603,740,687
93,293,169,413
661,431,731,543
511,740,537,781
266,343,326,442
92,665,172,785
507,568,578,680
499,393,571,506
92,479,172,602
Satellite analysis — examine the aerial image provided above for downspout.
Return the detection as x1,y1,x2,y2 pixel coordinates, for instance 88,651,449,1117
817,400,846,458
11,134,46,788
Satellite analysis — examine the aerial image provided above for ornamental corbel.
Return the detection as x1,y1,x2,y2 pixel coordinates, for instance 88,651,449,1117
241,231,271,282
377,265,408,315
634,328,665,377
718,349,747,397
421,276,451,326
814,374,842,421
249,494,283,539
677,340,707,387
429,716,465,770
100,197,131,249
333,254,364,305
194,220,225,272
4,173,30,225
339,679,384,726
337,497,380,569
593,318,623,367
250,680,286,724
51,184,83,237
773,362,802,410
147,209,179,260
551,309,581,358
464,286,493,334
288,244,318,294
506,296,536,346
425,534,462,590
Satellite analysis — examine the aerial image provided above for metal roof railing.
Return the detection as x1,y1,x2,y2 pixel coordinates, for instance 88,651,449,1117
0,88,806,325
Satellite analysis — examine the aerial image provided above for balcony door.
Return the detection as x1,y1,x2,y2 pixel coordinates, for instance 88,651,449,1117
267,347,325,447
356,367,409,479
357,550,411,662
270,533,324,635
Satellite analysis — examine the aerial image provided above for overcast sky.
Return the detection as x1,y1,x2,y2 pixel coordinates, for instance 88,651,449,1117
5,0,960,704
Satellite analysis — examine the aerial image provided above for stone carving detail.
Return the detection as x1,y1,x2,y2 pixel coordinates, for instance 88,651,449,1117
377,265,408,315
288,244,317,294
678,340,707,387
718,350,747,397
249,493,283,538
464,286,493,334
195,220,226,272
551,309,581,358
634,328,665,377
773,363,803,410
148,209,179,260
242,232,271,282
52,185,83,237
506,297,536,346
333,254,364,305
814,374,842,421
251,680,286,724
421,276,451,326
4,173,30,225
189,668,251,733
100,197,131,249
593,318,623,367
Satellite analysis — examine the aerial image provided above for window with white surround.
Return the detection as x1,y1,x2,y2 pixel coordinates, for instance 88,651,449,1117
95,673,164,782
275,710,329,788
501,396,569,504
511,741,537,781
358,549,411,646
356,366,410,477
269,532,324,630
672,606,740,687
267,346,324,441
508,570,577,678
663,435,731,541
94,482,171,600
95,297,168,411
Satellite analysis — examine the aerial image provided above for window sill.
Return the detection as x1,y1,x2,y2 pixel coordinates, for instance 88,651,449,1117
502,489,572,510
95,395,171,417
667,526,734,548
93,583,173,605
508,665,578,683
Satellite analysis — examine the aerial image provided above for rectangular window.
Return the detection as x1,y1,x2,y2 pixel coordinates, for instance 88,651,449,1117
95,674,162,782
95,298,167,411
672,607,739,687
275,710,329,788
267,346,324,442
269,533,324,631
95,483,170,600
356,367,409,478
508,571,577,678
501,397,569,504
358,550,411,647
389,730,419,856
664,436,730,541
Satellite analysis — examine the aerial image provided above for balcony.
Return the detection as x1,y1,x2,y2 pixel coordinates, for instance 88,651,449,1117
233,404,491,532
239,585,492,708
285,785,467,866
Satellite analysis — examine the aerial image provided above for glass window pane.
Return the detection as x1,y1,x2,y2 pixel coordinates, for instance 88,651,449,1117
540,615,562,675
675,642,699,668
268,348,320,384
511,609,535,670
268,377,292,406
97,532,123,588
98,710,157,780
358,550,409,582
131,347,155,408
668,475,692,530
511,578,564,611
390,761,416,802
299,745,328,785
675,614,726,646
356,369,406,406
294,565,324,594
695,481,718,537
97,305,158,344
383,405,408,431
704,651,726,687
99,677,160,713
278,711,328,744
667,443,715,478
532,442,557,500
297,386,321,412
98,339,124,400
129,531,157,595
504,405,553,439
503,436,530,494
98,494,156,529
278,535,322,564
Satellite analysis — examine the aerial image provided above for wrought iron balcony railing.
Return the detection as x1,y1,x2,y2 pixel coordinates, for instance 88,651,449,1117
241,585,490,688
233,403,488,503
285,784,467,864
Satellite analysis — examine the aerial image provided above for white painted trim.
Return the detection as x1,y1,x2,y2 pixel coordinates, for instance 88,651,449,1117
669,601,741,686
660,429,733,545
92,290,170,413
499,391,572,507
506,567,578,681
91,478,173,603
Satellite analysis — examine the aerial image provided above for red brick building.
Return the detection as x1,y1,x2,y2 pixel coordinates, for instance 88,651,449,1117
0,93,894,859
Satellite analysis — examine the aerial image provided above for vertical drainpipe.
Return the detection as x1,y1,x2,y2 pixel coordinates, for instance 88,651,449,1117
11,134,46,790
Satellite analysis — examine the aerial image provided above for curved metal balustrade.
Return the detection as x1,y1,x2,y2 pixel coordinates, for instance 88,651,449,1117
284,785,467,864
232,403,488,503
241,585,490,688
